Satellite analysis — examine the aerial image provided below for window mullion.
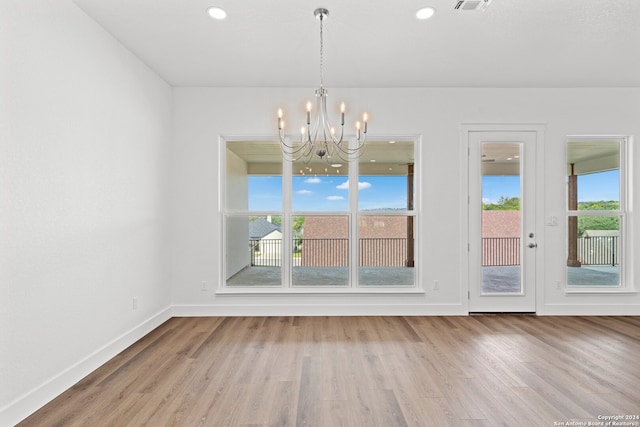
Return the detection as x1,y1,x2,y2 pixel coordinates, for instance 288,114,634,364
349,137,359,288
282,139,292,288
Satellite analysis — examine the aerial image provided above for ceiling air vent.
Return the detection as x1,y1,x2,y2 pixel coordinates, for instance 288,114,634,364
454,0,492,11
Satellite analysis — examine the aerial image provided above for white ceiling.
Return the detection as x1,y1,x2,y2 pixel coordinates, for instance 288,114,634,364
73,0,640,88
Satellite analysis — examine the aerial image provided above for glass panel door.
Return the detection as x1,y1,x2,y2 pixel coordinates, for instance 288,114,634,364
481,142,522,294
468,130,538,312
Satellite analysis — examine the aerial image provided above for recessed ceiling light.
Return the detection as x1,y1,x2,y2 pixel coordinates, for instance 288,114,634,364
370,159,376,162
416,7,435,20
207,7,227,20
331,163,342,168
388,140,396,144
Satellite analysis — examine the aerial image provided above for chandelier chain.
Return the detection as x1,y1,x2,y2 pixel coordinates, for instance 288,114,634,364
319,12,324,88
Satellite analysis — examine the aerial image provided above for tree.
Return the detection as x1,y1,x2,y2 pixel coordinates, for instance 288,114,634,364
483,196,520,211
575,201,619,235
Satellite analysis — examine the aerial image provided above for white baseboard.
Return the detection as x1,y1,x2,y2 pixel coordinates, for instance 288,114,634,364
540,304,640,316
0,306,173,427
171,303,467,317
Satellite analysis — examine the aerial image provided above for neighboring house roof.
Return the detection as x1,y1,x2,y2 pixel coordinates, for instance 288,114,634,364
249,218,281,239
482,210,520,238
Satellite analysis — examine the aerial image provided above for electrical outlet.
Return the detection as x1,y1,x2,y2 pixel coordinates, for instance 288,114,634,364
433,280,440,291
132,297,138,310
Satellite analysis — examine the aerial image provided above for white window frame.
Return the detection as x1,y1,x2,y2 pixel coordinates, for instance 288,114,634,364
564,135,635,294
219,135,422,294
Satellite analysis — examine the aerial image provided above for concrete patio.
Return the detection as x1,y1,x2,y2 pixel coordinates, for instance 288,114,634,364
226,266,414,287
227,265,620,289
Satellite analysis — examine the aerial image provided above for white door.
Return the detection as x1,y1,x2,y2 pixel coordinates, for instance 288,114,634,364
468,130,539,312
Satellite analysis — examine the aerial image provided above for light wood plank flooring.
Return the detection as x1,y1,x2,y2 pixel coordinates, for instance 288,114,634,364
19,316,640,426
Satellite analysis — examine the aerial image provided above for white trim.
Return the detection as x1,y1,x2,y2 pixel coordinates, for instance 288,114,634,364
0,307,173,427
564,135,634,292
171,304,466,317
540,304,640,316
220,134,421,292
564,289,638,295
215,288,425,295
460,123,546,314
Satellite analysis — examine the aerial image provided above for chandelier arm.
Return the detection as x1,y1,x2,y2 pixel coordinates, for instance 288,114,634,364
279,132,310,154
329,134,368,158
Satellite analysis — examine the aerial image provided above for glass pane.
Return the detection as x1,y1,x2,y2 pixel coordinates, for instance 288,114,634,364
292,215,348,287
248,176,283,211
227,141,282,211
481,142,522,294
567,216,621,286
225,215,282,287
358,140,415,211
566,140,620,211
292,161,349,211
358,215,415,287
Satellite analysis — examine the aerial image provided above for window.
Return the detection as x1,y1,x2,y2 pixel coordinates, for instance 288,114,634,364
565,137,631,290
224,141,282,287
358,141,416,287
222,137,418,290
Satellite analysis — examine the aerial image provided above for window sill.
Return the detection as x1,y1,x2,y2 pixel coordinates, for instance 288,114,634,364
564,287,638,295
216,287,426,295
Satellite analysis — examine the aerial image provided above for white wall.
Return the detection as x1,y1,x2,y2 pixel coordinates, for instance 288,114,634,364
171,87,640,315
0,1,173,424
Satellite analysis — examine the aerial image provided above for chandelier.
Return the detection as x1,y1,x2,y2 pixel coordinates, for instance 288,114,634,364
277,8,368,163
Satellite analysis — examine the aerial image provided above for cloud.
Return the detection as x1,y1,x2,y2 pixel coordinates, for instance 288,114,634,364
336,180,372,190
296,190,313,195
326,196,345,201
304,177,322,184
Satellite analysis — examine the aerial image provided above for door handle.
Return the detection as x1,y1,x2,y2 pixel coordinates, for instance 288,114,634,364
528,243,538,248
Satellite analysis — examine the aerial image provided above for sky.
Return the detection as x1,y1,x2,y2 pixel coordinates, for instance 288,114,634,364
249,175,408,211
248,169,620,211
482,169,620,205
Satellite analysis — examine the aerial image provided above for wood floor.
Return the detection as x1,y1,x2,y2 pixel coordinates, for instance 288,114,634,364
19,315,640,426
